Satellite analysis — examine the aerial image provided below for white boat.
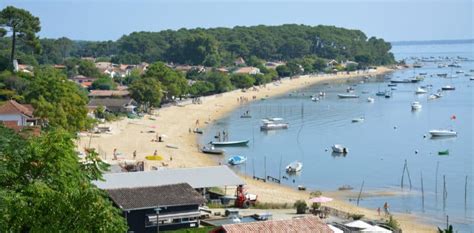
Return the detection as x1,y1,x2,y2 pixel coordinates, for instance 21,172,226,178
429,129,457,137
367,97,374,103
415,87,427,94
352,117,364,123
318,92,326,97
441,85,455,91
228,156,247,165
456,70,464,74
337,94,359,99
260,118,289,131
210,140,249,146
411,101,422,110
332,144,348,154
285,161,303,173
311,96,320,102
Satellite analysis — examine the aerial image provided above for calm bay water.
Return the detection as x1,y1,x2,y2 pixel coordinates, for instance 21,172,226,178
200,42,473,231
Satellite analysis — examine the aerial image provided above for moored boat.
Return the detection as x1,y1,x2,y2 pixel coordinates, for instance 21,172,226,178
337,94,359,99
441,85,455,91
438,150,449,156
285,161,303,173
228,155,247,165
429,129,457,137
352,117,364,123
332,144,348,154
201,146,225,154
390,79,412,84
415,87,427,94
210,140,250,146
367,97,374,103
260,118,289,130
411,101,422,110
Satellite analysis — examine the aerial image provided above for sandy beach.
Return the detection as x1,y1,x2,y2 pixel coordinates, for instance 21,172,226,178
78,67,436,232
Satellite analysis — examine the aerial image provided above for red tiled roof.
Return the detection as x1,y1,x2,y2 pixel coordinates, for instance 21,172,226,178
217,216,333,233
0,100,34,117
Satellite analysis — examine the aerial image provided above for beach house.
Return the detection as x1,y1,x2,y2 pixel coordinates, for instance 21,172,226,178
106,183,206,232
0,100,39,133
233,66,261,75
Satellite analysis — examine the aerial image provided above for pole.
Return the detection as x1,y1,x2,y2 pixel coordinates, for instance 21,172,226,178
405,160,412,190
421,171,425,211
435,161,439,196
357,180,365,206
465,176,468,208
264,156,267,181
279,155,282,183
443,175,447,211
401,160,406,189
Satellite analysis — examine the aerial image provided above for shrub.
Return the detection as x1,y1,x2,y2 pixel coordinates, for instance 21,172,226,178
386,215,400,230
293,200,307,214
349,213,365,220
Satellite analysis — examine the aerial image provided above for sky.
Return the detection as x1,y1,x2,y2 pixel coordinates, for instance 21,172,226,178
1,0,473,42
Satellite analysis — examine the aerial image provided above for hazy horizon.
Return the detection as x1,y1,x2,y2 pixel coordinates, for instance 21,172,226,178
1,0,473,42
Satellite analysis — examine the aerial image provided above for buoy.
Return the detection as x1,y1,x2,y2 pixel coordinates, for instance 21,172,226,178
415,150,418,154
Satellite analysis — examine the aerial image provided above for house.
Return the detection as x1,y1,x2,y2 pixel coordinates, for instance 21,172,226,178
265,61,285,69
341,60,359,68
326,59,339,68
70,75,97,88
13,60,34,74
88,98,137,113
0,100,39,133
88,90,130,98
234,57,246,66
106,183,206,232
233,67,261,75
211,216,333,233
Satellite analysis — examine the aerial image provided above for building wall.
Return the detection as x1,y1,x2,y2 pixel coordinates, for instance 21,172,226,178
0,114,25,126
125,205,200,233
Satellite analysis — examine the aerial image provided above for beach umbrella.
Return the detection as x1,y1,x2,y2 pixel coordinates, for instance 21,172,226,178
145,155,164,161
309,196,333,203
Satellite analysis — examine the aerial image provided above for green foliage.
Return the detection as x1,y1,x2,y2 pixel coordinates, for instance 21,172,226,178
276,65,291,77
144,62,188,99
310,190,323,197
165,226,214,233
129,76,163,111
349,213,365,220
78,59,101,78
251,202,290,209
24,67,90,132
189,81,214,96
293,200,307,214
230,74,255,89
91,77,117,90
438,225,453,233
0,126,127,232
0,6,41,63
386,215,400,230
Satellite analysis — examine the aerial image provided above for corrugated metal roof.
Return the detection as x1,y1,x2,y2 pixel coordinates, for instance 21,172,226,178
94,166,245,189
220,216,333,233
106,183,205,210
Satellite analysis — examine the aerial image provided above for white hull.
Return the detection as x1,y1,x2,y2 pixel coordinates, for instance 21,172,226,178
332,144,348,153
429,130,457,137
286,161,303,173
411,102,422,110
338,94,359,99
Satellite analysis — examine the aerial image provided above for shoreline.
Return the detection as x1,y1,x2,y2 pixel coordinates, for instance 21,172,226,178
79,67,436,232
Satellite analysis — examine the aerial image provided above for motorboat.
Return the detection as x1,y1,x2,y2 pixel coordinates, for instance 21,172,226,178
387,83,397,87
332,144,348,154
429,129,457,137
367,97,374,103
375,91,386,96
240,111,251,118
260,118,289,130
210,140,249,146
419,72,428,75
390,79,412,84
318,92,326,97
337,94,359,99
228,156,247,165
384,92,392,98
428,92,442,100
201,146,225,154
411,76,424,83
346,87,355,93
413,62,423,68
441,85,455,91
456,70,464,74
437,73,448,78
352,117,364,123
415,87,427,94
285,161,303,173
311,96,320,102
411,101,422,110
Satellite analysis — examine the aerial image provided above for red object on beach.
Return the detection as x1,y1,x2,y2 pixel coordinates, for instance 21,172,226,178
451,115,456,120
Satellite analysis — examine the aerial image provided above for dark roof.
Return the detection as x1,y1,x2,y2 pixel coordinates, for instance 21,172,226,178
88,98,136,108
106,183,206,210
218,216,333,233
0,100,34,117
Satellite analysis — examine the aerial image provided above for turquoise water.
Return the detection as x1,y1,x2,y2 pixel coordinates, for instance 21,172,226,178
200,42,473,231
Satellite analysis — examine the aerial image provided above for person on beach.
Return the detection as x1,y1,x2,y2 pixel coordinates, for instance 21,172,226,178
133,150,136,160
377,207,381,216
383,202,390,216
153,150,157,156
113,148,117,160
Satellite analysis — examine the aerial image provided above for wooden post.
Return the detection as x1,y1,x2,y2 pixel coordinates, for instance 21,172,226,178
443,175,447,210
435,161,439,196
264,156,267,182
357,180,365,206
401,160,406,189
405,160,412,190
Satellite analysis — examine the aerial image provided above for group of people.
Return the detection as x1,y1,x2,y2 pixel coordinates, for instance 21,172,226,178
377,202,390,216
216,130,229,142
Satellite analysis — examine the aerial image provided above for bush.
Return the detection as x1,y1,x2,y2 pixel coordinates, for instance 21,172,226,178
293,200,307,214
251,202,289,209
386,215,400,230
349,213,365,220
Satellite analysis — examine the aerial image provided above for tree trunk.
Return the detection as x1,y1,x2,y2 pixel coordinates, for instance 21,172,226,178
10,29,16,63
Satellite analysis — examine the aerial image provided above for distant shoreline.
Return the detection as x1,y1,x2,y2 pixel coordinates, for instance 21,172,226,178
391,39,474,46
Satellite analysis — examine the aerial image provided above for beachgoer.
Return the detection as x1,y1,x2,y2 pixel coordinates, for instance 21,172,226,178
170,155,173,161
377,207,381,216
133,150,137,160
383,202,390,216
113,148,117,160
153,150,158,156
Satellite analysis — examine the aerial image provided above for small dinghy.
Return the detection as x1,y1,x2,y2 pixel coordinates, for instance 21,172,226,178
338,94,359,99
260,118,289,131
286,161,303,173
352,117,364,123
429,129,457,137
367,97,374,103
228,155,247,165
411,101,422,110
415,87,427,94
201,146,225,154
438,150,449,156
332,144,348,153
441,85,455,91
210,139,249,146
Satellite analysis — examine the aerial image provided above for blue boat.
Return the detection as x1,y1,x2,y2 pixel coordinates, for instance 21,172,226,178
228,156,247,165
